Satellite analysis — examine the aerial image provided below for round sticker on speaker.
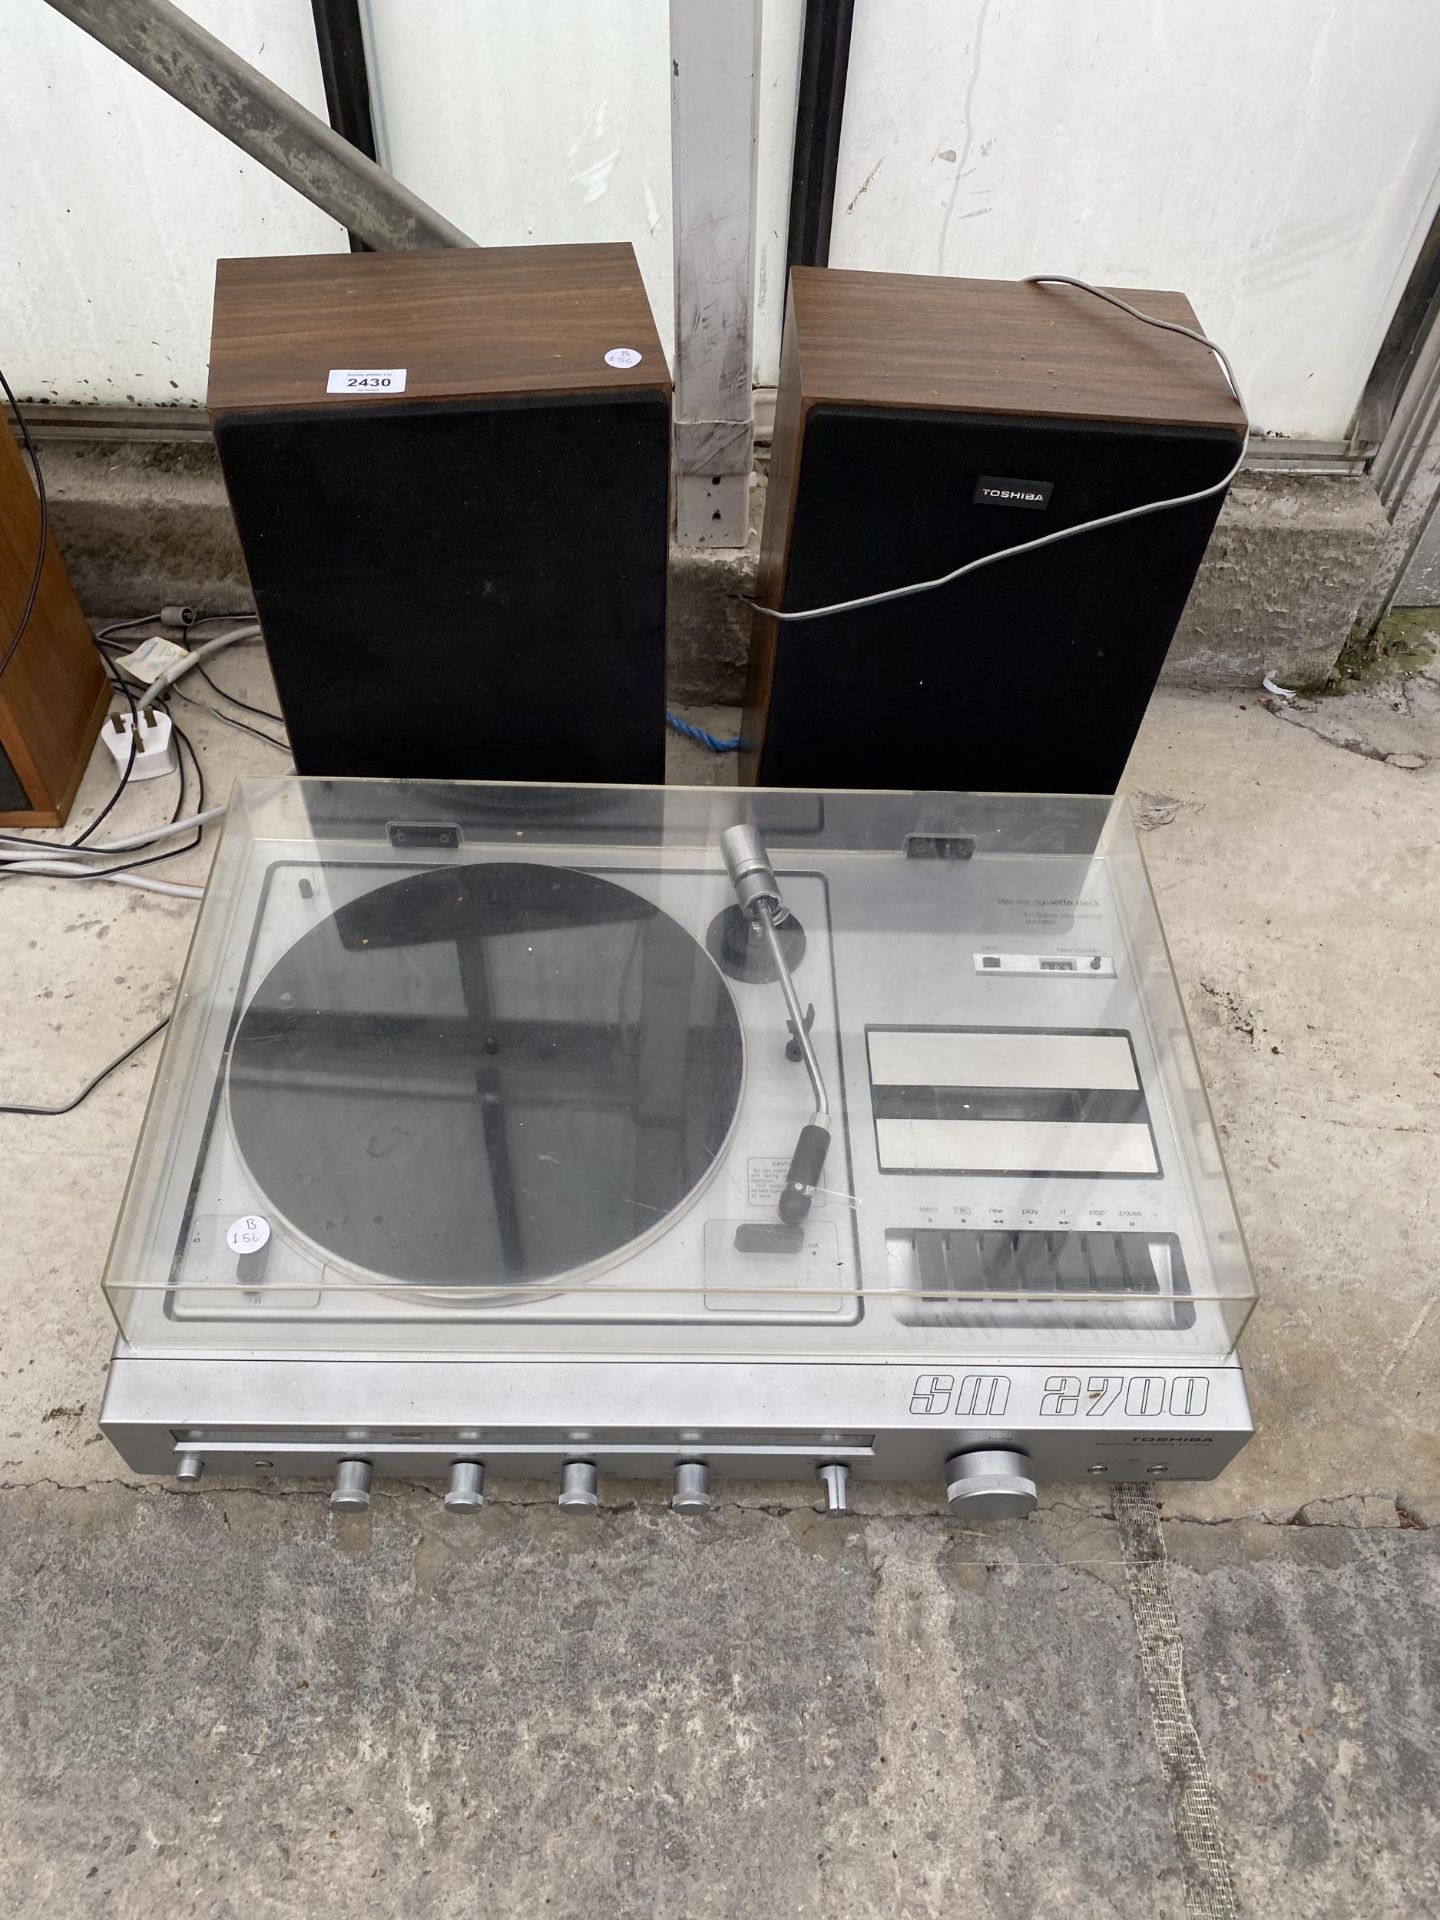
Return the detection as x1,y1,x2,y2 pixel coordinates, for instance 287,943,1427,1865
226,1214,271,1255
604,347,642,369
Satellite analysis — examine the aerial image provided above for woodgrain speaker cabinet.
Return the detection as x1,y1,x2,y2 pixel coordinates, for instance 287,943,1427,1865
209,245,670,783
0,423,109,826
742,268,1245,794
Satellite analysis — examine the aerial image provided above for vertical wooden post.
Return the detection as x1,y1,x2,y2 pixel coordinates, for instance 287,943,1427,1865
669,0,761,549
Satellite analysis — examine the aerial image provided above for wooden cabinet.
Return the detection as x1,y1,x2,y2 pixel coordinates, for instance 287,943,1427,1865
0,422,108,826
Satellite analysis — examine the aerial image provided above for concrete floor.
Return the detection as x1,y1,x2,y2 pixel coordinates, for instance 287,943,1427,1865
2,643,1438,1915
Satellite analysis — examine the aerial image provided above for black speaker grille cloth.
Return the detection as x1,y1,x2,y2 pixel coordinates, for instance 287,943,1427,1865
215,389,669,784
765,407,1237,794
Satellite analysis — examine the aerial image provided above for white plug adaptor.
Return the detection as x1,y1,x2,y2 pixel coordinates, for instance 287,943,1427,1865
99,706,176,782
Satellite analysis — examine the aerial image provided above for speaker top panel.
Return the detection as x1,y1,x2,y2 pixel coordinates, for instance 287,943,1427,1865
786,267,1245,435
208,243,669,416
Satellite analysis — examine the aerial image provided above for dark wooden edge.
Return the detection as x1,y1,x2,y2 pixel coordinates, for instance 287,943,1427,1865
0,422,112,824
784,267,1245,433
206,243,671,414
0,669,110,825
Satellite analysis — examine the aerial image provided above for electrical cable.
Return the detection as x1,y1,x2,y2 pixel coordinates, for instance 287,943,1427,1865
192,657,283,725
59,614,157,849
666,711,742,753
0,608,240,861
0,808,225,858
748,274,1249,626
167,681,289,753
174,713,203,814
98,609,280,722
0,1016,169,1117
91,613,164,645
74,693,140,844
0,612,210,1116
66,713,209,884
117,616,289,747
0,610,277,872
135,624,261,704
0,364,49,686
68,657,143,846
0,689,208,891
0,860,203,897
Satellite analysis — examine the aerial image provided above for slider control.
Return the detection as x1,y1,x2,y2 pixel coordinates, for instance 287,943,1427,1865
817,1462,852,1515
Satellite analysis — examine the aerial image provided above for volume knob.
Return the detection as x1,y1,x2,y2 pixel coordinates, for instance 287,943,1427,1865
944,1450,1037,1521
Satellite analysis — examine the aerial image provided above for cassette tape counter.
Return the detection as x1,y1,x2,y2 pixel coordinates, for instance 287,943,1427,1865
99,779,1256,1519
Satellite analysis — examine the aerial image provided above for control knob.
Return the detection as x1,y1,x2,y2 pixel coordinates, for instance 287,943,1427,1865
444,1461,486,1512
558,1461,599,1514
671,1461,713,1513
330,1459,373,1511
944,1449,1037,1521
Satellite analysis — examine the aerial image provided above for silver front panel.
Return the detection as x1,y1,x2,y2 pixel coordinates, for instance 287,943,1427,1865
102,1352,1253,1486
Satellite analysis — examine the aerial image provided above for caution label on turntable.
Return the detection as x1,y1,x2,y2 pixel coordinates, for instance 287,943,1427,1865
747,1156,830,1212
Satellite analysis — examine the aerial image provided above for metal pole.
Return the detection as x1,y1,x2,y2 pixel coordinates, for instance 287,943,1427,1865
669,0,762,550
43,0,473,252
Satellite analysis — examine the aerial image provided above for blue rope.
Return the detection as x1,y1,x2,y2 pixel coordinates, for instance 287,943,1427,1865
666,712,742,754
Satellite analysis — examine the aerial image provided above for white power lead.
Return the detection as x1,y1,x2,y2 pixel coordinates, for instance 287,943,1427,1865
751,274,1250,628
100,706,176,782
135,623,262,705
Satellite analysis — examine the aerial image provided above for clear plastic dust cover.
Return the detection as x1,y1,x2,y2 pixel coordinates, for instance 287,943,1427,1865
102,778,1257,1364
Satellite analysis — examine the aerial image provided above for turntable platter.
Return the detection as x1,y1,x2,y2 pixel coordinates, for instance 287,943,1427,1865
227,863,744,1285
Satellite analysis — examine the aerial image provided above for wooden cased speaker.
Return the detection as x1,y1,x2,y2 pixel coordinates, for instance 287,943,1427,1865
742,269,1245,793
209,244,671,784
0,423,109,827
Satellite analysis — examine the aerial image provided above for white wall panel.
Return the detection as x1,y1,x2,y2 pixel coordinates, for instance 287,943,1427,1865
8,0,1434,433
0,0,347,406
831,0,1440,439
361,0,801,384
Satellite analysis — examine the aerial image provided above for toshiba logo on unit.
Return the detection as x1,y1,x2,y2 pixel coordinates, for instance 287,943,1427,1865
974,475,1054,509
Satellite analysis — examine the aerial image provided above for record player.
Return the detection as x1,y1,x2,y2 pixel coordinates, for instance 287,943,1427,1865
100,778,1256,1518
